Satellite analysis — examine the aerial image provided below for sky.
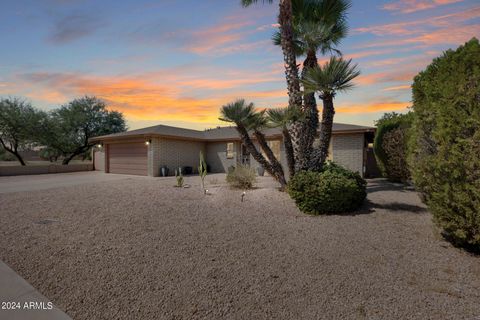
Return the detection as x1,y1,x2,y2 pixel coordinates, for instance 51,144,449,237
0,0,478,130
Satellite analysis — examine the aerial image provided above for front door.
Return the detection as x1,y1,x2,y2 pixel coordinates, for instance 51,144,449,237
241,144,250,166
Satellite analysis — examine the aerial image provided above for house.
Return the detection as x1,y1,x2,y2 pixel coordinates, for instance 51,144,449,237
91,123,376,177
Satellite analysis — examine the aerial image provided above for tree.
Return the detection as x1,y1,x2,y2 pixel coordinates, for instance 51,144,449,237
409,38,480,250
219,99,287,189
267,106,301,177
373,112,413,182
41,96,127,165
273,0,350,170
241,0,304,171
0,98,45,165
302,57,360,169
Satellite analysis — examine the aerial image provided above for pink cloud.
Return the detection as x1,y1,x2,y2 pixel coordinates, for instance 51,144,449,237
383,0,464,14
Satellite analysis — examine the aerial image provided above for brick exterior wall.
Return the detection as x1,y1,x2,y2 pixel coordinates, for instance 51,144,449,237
149,138,206,176
331,133,365,176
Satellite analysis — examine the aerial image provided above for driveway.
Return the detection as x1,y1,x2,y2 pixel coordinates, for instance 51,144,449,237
0,171,141,194
0,175,479,319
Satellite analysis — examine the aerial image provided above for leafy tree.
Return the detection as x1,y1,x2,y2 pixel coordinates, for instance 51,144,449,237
409,38,480,250
41,96,127,165
0,98,45,165
373,112,413,182
219,99,287,189
302,56,360,169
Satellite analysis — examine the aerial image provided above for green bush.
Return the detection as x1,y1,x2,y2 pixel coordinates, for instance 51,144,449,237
373,112,413,182
226,165,256,189
409,38,480,249
288,165,366,214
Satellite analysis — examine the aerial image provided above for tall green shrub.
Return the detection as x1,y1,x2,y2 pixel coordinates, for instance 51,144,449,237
373,112,413,182
409,38,480,249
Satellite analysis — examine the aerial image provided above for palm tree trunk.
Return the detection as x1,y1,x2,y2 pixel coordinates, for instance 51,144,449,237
297,49,320,170
253,130,287,186
278,0,304,175
235,125,287,189
282,127,295,178
311,95,335,170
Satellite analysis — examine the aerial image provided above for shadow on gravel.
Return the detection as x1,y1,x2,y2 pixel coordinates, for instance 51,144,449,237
369,201,428,213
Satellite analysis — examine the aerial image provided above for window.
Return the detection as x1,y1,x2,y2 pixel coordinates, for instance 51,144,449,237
226,142,234,159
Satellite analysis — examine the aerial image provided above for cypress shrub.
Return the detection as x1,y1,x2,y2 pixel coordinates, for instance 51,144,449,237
409,38,480,249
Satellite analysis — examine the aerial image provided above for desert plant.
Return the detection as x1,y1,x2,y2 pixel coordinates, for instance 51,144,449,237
226,164,257,189
409,38,480,249
175,168,184,187
288,166,366,214
198,151,208,192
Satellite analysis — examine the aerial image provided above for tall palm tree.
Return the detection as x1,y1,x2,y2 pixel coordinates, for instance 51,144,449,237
267,106,301,177
302,57,360,169
273,0,350,170
220,99,287,189
242,0,302,109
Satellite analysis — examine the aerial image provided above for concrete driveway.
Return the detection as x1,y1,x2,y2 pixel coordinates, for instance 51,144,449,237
0,171,142,194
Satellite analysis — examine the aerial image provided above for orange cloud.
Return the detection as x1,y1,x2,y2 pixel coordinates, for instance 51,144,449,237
383,0,463,14
337,101,410,113
382,85,411,91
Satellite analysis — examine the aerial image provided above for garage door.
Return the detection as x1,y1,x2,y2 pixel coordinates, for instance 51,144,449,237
108,142,148,176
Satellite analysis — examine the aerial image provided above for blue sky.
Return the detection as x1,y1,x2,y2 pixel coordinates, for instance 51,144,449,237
0,0,478,130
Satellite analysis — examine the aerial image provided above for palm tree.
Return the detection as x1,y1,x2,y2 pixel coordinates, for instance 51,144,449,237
273,0,350,170
267,106,301,177
242,0,302,109
302,57,360,170
220,99,287,189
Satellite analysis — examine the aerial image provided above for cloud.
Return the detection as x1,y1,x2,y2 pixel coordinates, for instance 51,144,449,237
382,0,464,14
382,85,411,91
48,12,105,44
337,101,410,113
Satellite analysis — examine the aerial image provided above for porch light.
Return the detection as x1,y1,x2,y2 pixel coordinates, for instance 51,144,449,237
145,140,151,146
97,144,102,148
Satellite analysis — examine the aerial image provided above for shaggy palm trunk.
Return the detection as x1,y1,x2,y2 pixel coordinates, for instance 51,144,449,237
235,125,287,189
278,0,303,174
311,94,335,170
298,49,320,170
282,127,295,178
253,130,287,187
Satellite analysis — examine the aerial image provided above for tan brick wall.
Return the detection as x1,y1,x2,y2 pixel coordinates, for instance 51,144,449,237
149,138,206,176
332,133,365,176
205,141,239,173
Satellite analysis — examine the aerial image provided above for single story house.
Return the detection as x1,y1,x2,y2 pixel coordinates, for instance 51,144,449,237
90,123,376,178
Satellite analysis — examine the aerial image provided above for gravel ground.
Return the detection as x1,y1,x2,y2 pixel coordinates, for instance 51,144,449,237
0,174,479,320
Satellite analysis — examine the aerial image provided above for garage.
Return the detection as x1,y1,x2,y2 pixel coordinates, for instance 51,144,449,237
108,142,148,176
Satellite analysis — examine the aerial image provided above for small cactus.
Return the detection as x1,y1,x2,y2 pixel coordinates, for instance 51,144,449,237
175,168,184,187
198,151,207,193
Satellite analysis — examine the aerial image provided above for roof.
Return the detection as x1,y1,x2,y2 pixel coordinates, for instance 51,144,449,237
92,122,375,142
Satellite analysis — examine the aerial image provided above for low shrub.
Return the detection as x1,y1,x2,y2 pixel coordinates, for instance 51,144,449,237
288,165,366,214
226,165,256,189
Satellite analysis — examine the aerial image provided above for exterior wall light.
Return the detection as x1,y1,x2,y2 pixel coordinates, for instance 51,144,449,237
145,140,151,146
97,144,103,148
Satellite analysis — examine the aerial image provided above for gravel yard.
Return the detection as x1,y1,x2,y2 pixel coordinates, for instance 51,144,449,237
0,173,479,320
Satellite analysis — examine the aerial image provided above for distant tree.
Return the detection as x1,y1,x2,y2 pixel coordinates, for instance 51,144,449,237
41,96,127,165
0,98,45,165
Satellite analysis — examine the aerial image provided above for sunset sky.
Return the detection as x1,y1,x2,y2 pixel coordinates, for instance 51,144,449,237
0,0,478,130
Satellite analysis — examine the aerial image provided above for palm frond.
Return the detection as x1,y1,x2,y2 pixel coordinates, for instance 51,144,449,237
302,56,360,97
219,99,255,125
